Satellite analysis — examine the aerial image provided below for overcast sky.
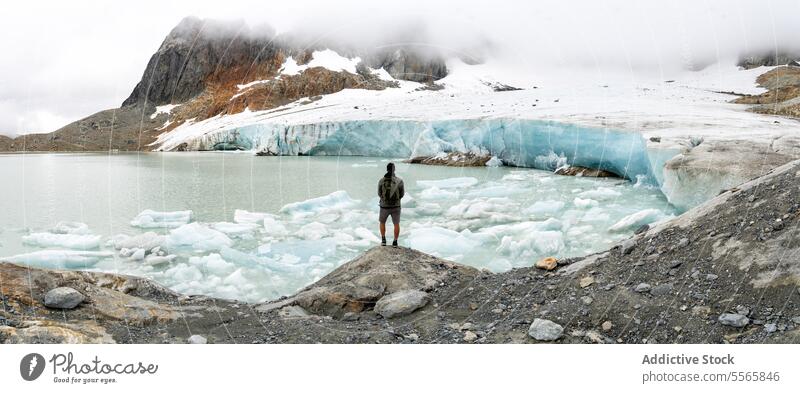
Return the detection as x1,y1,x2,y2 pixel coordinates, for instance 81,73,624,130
1,0,798,136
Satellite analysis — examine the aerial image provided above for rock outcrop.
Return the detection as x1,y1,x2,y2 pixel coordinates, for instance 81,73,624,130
554,165,618,178
1,17,451,152
737,51,800,69
405,152,496,167
735,65,800,119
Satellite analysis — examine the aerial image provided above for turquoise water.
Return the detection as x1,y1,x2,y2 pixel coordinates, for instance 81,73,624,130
0,153,675,302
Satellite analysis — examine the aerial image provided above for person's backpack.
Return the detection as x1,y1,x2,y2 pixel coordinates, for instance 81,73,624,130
380,176,402,206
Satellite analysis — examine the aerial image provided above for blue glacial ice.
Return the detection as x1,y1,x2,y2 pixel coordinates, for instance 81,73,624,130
173,119,664,184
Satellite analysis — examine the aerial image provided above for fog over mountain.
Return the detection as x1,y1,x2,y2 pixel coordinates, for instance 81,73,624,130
1,0,799,136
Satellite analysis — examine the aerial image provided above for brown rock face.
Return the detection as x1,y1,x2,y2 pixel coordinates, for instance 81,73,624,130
122,17,447,109
734,66,800,119
406,152,494,167
554,165,619,178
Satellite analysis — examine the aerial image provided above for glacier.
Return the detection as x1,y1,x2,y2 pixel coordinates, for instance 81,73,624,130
158,119,664,185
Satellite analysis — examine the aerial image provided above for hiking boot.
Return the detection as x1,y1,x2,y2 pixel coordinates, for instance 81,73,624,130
381,237,387,246
392,239,398,247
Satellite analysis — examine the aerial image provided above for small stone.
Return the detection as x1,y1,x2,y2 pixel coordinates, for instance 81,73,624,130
579,276,595,288
44,287,86,309
341,312,359,321
585,330,605,344
679,305,688,311
669,260,683,269
764,323,777,333
459,322,473,331
601,321,613,331
187,335,207,344
634,283,651,293
528,318,564,341
535,256,558,271
792,317,800,324
706,274,719,281
650,283,673,297
673,326,683,333
735,305,750,316
463,331,478,342
718,313,750,327
406,333,419,341
634,224,649,235
677,238,689,248
581,296,594,305
469,303,478,310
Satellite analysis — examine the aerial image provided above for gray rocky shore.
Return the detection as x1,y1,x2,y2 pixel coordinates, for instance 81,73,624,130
2,159,800,344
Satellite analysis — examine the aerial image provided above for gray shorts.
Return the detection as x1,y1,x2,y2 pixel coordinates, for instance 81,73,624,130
379,207,401,224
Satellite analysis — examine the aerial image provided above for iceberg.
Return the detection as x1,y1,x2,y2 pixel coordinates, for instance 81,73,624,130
259,238,337,262
22,232,102,249
233,209,273,224
263,216,289,236
608,209,671,232
417,177,478,189
5,250,113,269
523,200,566,216
111,232,165,251
130,209,192,229
578,187,622,200
165,223,233,251
573,197,599,208
294,222,330,240
418,186,460,200
211,222,259,237
406,227,483,259
279,190,359,216
51,221,92,235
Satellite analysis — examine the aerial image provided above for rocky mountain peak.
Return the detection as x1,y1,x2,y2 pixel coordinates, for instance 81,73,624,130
122,17,452,108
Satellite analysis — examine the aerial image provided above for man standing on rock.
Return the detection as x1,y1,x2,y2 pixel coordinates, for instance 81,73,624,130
378,162,404,247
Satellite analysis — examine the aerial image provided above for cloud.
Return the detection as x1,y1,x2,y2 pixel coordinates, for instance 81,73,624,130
1,0,798,136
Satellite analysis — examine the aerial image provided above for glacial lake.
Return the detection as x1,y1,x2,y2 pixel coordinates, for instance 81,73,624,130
0,153,676,302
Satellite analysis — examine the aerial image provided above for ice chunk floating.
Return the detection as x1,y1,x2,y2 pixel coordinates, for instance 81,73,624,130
130,210,192,229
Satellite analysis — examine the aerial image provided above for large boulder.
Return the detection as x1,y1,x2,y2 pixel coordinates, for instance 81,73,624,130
374,290,430,319
261,246,480,318
44,287,85,309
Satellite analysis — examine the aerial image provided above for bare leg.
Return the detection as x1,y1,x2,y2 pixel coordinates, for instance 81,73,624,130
379,222,386,238
393,223,400,241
